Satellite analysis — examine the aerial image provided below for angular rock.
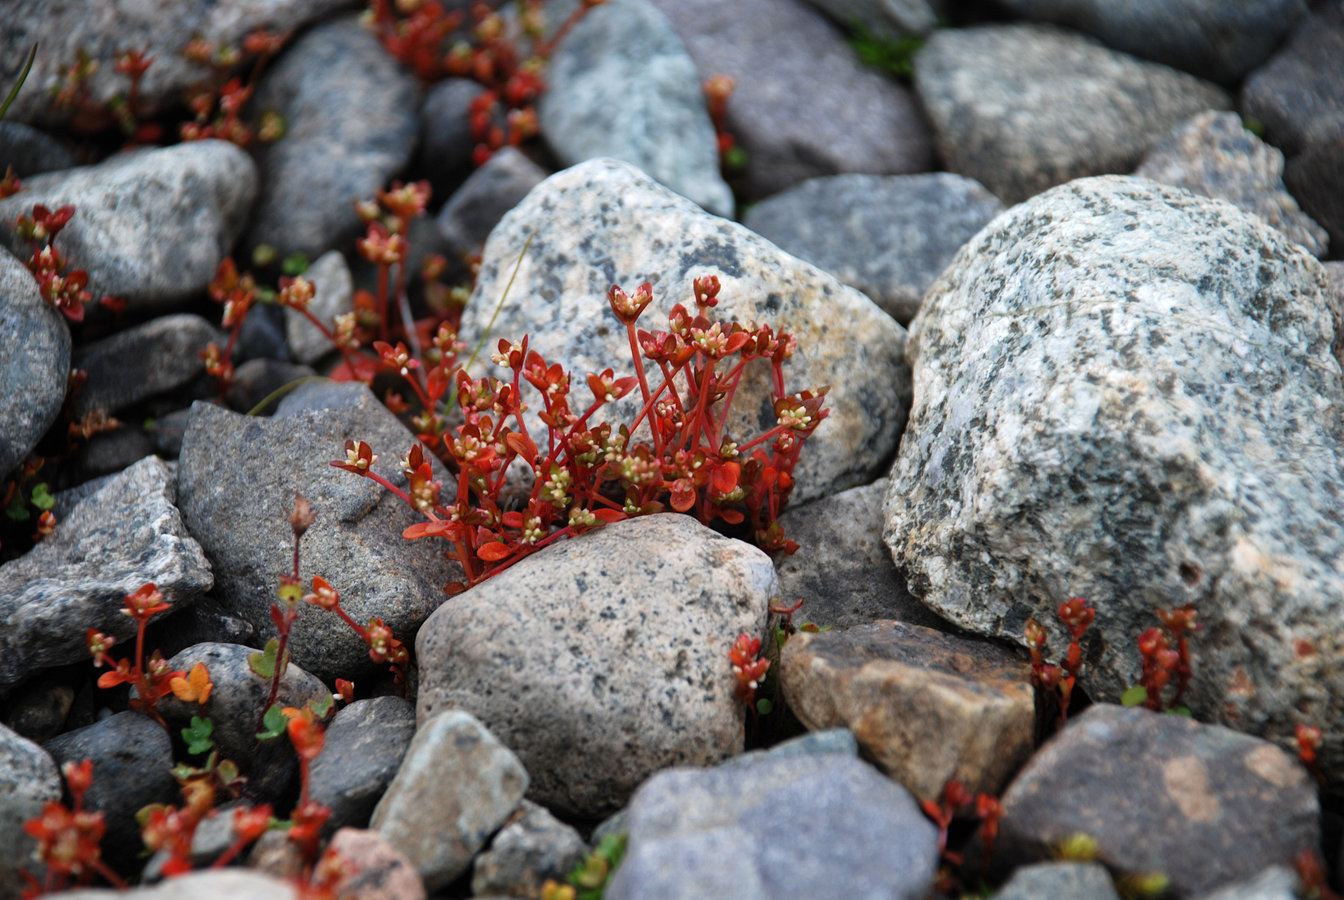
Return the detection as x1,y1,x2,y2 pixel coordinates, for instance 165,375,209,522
780,620,1035,801
742,173,1005,324
883,176,1344,771
72,314,224,417
994,0,1308,83
0,246,69,482
802,0,945,39
309,696,417,834
990,705,1318,896
246,16,420,261
0,724,61,900
223,358,318,416
69,426,156,482
284,250,353,366
470,800,588,899
994,862,1121,900
914,24,1230,203
0,456,212,689
327,828,427,900
0,141,257,312
416,514,776,818
605,752,938,900
1239,2,1344,158
1193,866,1299,900
371,710,528,892
1285,136,1344,257
436,146,547,267
1135,111,1327,256
417,78,487,200
0,122,75,177
539,0,732,217
175,384,458,682
648,0,933,201
465,158,911,505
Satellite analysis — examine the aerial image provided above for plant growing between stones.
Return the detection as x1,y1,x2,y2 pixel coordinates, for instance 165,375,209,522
1120,603,1199,714
1025,596,1094,726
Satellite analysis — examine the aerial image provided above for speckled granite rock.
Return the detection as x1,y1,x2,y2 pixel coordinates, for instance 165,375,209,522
802,0,945,38
284,251,353,366
0,724,61,900
993,862,1120,900
71,314,223,417
0,247,69,482
470,800,588,899
884,175,1344,774
1239,2,1344,158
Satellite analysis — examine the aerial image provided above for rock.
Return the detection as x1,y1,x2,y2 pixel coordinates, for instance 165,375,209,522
913,24,1231,203
1136,110,1327,256
465,158,911,506
0,246,69,482
309,696,417,834
246,16,420,261
223,358,318,416
0,456,212,689
435,147,547,268
0,122,75,177
780,620,1035,801
283,250,353,366
1285,136,1344,257
327,828,427,900
742,173,1005,324
56,869,298,899
1239,2,1344,158
370,710,528,892
648,0,933,201
470,800,588,899
801,0,945,39
416,514,776,818
993,0,1309,83
0,0,351,128
68,426,156,483
417,78,486,200
0,723,62,900
720,727,861,770
71,314,223,417
993,861,1121,900
1192,866,1300,900
605,751,938,900
539,0,732,217
43,711,179,868
175,384,458,683
3,681,75,744
773,480,948,631
0,141,258,312
990,705,1319,896
884,175,1344,772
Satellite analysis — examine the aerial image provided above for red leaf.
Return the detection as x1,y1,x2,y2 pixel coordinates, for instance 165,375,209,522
476,542,513,562
719,508,744,525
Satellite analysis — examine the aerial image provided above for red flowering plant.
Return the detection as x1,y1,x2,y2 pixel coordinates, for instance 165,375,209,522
21,759,126,896
1024,596,1094,727
1121,602,1200,714
14,203,100,323
86,583,197,728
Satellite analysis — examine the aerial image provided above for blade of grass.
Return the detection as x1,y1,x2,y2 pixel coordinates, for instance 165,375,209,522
0,44,38,121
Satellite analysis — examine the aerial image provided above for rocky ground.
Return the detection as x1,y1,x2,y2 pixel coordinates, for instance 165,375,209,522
1,0,1342,898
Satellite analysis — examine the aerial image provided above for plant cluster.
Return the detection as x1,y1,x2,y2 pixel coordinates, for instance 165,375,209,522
1024,596,1094,726
1120,603,1198,714
920,778,1005,894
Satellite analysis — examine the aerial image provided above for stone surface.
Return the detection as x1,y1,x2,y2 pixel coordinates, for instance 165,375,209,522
464,158,911,506
223,358,318,415
0,122,75,177
0,141,258,312
56,869,298,899
990,705,1319,897
417,514,776,818
71,314,223,417
993,862,1121,900
175,383,458,682
284,250,353,366
371,710,528,892
0,456,212,689
0,723,61,900
1135,111,1328,256
436,146,547,267
470,800,588,899
605,751,938,900
884,176,1344,772
309,696,417,834
743,173,1005,323
1192,866,1299,900
540,0,732,216
802,0,945,38
1239,2,1344,158
1285,136,1344,257
417,78,486,200
0,246,69,482
327,828,428,900
246,16,420,261
648,0,933,201
914,24,1231,203
994,0,1309,83
780,619,1035,801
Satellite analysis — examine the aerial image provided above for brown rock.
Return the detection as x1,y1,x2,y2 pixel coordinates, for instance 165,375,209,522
328,828,427,900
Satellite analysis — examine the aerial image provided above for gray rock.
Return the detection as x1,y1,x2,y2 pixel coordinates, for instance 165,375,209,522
994,862,1120,900
883,175,1344,775
605,751,938,900
802,0,945,39
0,0,351,128
0,723,61,900
720,727,860,769
44,711,179,867
994,0,1308,83
417,78,487,199
539,0,732,217
742,173,1005,324
471,800,588,899
648,0,933,201
371,709,528,892
283,250,353,366
1136,111,1328,256
1192,866,1300,900
246,16,420,261
69,426,156,482
991,705,1318,897
3,681,75,744
416,514,776,818
0,122,75,177
436,146,547,265
1240,2,1344,158
309,696,417,834
0,246,69,481
72,314,223,417
914,24,1231,203
0,142,258,313
56,869,297,900
0,456,212,689
175,384,459,682
1285,136,1344,257
465,158,911,506
223,358,318,415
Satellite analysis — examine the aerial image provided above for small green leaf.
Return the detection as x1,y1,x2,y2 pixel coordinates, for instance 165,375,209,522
29,483,54,510
4,501,29,521
1169,706,1193,718
1120,685,1148,707
756,698,774,716
256,703,288,741
281,253,309,276
248,638,280,680
723,145,748,173
308,693,334,719
182,715,215,756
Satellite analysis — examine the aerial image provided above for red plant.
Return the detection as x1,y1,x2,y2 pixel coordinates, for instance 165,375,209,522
1126,603,1199,712
179,28,290,147
1025,596,1094,726
14,203,101,323
21,759,126,895
728,633,769,706
87,583,196,727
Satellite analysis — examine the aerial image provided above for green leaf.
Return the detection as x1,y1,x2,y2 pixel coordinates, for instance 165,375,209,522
755,698,774,716
1120,685,1148,707
29,482,54,510
4,500,29,521
182,715,215,756
256,703,288,741
281,253,309,276
308,693,334,719
248,638,280,679
1168,706,1193,718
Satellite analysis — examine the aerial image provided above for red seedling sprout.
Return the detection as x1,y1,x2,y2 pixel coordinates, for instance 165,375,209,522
1133,603,1199,712
15,204,101,323
1025,596,1093,726
86,583,188,727
21,759,127,895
